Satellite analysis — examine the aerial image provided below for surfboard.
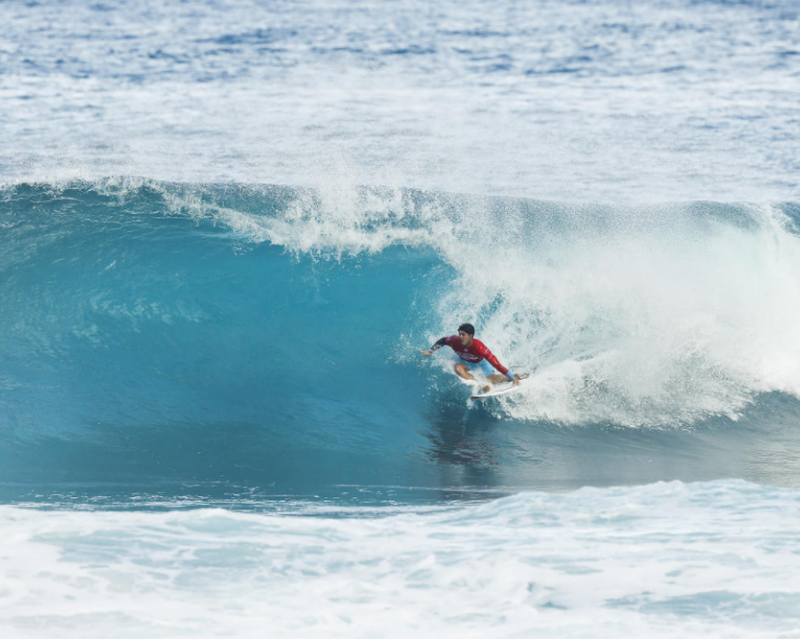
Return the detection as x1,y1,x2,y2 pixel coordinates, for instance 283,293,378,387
470,378,526,400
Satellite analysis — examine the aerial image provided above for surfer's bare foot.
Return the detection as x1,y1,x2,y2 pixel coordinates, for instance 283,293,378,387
482,385,491,393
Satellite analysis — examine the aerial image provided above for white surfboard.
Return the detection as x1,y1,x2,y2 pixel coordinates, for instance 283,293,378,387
470,378,526,400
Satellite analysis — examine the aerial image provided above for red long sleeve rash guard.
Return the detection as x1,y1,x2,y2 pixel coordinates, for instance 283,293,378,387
430,336,510,375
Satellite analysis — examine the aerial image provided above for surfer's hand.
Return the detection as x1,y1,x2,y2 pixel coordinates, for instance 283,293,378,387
420,350,432,356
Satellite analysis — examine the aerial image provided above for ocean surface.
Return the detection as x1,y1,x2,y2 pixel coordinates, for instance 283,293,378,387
2,0,800,637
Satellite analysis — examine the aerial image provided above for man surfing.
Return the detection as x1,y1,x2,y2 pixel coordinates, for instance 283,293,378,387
420,323,523,393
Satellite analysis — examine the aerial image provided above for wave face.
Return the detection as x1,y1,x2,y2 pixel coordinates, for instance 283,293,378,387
2,179,800,499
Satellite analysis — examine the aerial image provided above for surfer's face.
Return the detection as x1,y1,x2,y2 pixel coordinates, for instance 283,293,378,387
458,330,473,347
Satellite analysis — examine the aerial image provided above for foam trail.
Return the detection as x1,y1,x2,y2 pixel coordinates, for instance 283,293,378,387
1,480,799,638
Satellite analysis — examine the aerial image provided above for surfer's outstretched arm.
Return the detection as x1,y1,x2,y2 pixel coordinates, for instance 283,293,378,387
420,337,447,356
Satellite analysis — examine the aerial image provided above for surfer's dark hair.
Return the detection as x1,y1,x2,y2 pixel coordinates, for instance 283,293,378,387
458,323,475,336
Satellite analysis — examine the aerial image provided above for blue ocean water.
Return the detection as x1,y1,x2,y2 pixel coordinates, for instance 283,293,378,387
2,0,800,636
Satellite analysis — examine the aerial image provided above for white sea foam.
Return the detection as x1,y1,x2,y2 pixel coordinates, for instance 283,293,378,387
1,480,798,638
434,202,800,426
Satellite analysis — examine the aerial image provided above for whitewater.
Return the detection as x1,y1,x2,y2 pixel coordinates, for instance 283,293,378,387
2,0,800,637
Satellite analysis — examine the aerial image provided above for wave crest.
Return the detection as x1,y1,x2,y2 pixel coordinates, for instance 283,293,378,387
3,178,800,428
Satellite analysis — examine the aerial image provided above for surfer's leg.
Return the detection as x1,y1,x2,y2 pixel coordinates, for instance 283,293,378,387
486,372,525,385
456,363,491,393
487,373,508,385
454,362,477,382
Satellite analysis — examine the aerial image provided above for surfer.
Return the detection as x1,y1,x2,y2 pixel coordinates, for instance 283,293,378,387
420,323,521,392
